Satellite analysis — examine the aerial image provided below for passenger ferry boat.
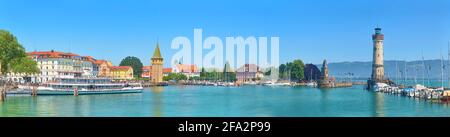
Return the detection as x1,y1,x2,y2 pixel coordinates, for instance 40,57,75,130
36,77,143,95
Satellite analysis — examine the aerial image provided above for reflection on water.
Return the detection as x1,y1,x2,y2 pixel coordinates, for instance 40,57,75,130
151,87,165,92
373,93,384,117
74,96,82,116
151,87,164,117
319,88,331,113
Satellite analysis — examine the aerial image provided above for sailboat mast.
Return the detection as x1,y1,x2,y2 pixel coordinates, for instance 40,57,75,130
396,60,399,84
442,57,445,88
404,61,407,86
414,64,417,84
422,51,426,86
448,41,450,88
289,70,291,82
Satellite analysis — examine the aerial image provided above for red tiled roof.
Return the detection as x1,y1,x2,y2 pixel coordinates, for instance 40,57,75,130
27,51,98,62
111,66,132,70
28,51,80,57
141,66,172,77
64,53,79,56
94,60,107,65
163,68,172,73
142,66,172,73
142,66,152,70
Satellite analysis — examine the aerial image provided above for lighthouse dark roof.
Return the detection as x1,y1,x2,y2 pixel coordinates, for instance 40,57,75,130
372,27,384,40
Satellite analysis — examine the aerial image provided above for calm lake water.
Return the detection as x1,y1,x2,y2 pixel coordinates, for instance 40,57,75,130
1,85,450,117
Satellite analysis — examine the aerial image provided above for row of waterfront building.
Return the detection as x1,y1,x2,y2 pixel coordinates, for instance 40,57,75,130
4,43,266,84
6,50,135,83
143,63,266,82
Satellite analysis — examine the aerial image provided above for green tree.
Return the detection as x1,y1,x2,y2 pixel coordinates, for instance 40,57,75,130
119,56,143,78
290,59,305,82
10,57,40,75
224,72,236,82
277,59,305,82
279,64,287,79
163,73,188,81
264,69,271,76
163,75,171,81
200,67,206,78
223,61,235,82
0,30,39,76
178,73,187,80
189,76,201,81
208,70,221,81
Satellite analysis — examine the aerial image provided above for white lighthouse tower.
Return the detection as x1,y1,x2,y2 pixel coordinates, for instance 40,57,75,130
368,27,389,89
371,27,385,82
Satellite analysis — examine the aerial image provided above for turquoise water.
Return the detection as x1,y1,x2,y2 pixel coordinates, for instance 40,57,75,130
1,85,450,117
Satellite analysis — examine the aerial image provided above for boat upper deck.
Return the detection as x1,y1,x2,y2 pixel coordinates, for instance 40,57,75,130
57,77,113,84
43,77,142,87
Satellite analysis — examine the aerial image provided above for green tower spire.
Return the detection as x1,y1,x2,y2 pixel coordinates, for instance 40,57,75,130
152,42,162,59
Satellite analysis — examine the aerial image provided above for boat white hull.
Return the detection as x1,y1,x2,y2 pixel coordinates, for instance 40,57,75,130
306,82,317,87
36,89,143,95
265,83,291,87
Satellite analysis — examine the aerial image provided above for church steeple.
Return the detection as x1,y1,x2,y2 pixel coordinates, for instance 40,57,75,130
151,42,164,84
152,42,162,59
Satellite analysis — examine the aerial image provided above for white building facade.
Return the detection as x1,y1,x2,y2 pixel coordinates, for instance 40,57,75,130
7,51,98,83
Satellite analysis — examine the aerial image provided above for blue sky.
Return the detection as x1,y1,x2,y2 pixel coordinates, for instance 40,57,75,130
0,0,449,67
